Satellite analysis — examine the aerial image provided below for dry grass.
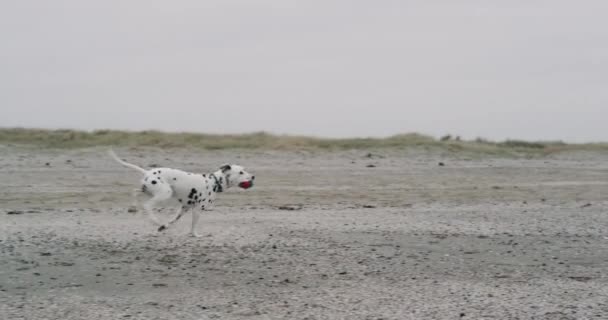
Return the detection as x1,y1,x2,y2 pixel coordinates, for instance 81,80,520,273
1,128,607,155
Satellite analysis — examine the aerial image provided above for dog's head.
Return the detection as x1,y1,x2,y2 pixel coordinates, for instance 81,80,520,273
219,164,255,189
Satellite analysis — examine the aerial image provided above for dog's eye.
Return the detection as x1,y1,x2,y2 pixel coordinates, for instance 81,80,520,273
240,171,244,175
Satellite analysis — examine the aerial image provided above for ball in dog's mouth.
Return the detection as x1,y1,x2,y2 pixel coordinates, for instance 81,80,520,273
239,181,253,189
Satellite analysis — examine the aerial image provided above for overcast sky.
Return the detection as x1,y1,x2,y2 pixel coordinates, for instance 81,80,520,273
1,1,607,142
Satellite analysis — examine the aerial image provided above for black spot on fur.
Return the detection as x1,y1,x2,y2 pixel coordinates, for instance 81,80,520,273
201,205,205,210
202,198,206,202
187,200,192,205
142,185,147,192
178,199,182,203
208,192,211,196
152,180,157,185
158,225,166,232
188,188,199,199
173,177,177,181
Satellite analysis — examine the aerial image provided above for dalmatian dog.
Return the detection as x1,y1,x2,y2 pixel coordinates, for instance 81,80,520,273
109,150,255,237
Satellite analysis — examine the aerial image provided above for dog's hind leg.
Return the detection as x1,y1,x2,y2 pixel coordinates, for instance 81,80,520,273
128,188,140,213
157,206,186,232
142,185,173,227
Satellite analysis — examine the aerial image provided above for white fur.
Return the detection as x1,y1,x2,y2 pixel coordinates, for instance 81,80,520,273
109,150,254,237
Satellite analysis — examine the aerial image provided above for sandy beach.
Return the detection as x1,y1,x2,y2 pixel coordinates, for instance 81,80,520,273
2,146,608,319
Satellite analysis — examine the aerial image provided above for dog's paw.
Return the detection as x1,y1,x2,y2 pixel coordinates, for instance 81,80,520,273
189,232,202,238
158,225,167,232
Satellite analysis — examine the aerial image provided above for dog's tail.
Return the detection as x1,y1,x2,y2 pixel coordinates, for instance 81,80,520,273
108,149,147,175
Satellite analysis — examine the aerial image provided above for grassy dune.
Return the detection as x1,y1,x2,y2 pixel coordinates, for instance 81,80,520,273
1,128,607,155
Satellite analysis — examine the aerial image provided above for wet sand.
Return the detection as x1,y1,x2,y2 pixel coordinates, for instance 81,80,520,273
2,146,608,319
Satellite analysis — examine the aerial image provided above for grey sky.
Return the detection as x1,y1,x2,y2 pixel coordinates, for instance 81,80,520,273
1,1,607,142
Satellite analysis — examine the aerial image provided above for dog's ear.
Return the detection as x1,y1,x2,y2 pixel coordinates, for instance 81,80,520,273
220,164,231,172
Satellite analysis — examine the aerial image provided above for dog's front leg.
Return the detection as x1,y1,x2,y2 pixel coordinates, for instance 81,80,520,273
190,210,202,237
